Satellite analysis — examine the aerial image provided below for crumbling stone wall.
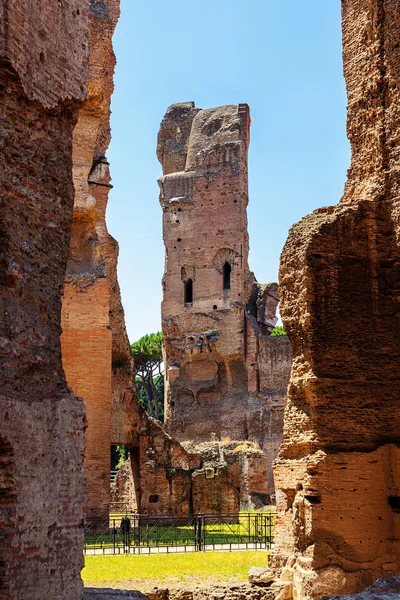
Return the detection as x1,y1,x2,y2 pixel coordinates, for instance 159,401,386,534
159,102,254,442
84,585,277,600
158,103,292,499
246,286,293,493
61,0,130,520
185,441,269,513
0,1,88,598
110,457,138,513
111,411,257,516
271,1,400,598
62,8,220,522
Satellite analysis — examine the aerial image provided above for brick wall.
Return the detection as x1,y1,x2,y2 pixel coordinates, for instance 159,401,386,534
61,280,112,519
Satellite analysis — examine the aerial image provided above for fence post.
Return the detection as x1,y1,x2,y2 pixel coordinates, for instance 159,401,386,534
113,518,116,554
263,514,266,547
270,512,273,547
256,513,259,545
137,514,141,548
195,514,203,551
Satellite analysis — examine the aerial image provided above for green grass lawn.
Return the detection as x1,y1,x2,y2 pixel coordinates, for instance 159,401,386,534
83,550,269,590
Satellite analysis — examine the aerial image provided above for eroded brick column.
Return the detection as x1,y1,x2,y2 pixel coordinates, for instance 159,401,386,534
61,0,123,520
272,1,400,598
0,1,88,598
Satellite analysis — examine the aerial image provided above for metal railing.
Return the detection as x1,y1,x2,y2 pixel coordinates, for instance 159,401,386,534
84,512,275,555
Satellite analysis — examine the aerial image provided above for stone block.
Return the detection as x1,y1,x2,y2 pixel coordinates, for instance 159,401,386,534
248,567,275,586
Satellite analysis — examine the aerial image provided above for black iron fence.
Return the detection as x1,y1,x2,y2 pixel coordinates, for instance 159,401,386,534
84,512,275,555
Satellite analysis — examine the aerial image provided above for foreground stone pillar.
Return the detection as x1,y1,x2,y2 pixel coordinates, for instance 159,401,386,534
0,1,88,598
272,1,400,598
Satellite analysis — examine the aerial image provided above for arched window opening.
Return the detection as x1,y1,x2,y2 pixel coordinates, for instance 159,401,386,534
185,279,193,305
223,262,231,290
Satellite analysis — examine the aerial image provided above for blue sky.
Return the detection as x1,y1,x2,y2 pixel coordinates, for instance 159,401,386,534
107,0,350,343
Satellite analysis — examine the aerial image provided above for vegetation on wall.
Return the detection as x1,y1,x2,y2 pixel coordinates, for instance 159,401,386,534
270,325,286,337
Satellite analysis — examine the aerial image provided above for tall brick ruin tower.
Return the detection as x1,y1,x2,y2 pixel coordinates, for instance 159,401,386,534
157,103,292,490
158,103,255,439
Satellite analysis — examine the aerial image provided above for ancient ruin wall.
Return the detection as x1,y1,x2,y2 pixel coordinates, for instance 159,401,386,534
245,330,293,493
112,428,271,516
110,399,204,516
158,103,292,500
62,2,204,522
159,102,254,442
0,1,88,598
272,1,400,598
61,0,135,520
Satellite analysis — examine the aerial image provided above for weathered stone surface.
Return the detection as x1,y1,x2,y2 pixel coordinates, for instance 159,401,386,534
110,456,138,513
184,440,270,513
132,416,200,515
145,584,277,600
111,425,269,515
62,1,211,522
248,568,275,586
111,407,204,516
0,0,88,108
271,0,400,598
159,102,253,442
245,330,293,494
158,102,292,500
0,1,88,598
61,0,132,520
322,576,400,600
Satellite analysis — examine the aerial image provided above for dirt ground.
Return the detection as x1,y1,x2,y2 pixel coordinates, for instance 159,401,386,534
85,574,248,592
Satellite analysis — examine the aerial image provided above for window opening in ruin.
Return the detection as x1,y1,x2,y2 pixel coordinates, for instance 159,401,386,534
223,262,231,290
185,279,193,305
149,494,159,504
305,495,321,505
388,496,400,513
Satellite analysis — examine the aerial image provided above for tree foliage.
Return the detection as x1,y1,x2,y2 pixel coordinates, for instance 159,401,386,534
270,325,287,337
131,332,164,421
110,445,128,471
136,374,164,423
